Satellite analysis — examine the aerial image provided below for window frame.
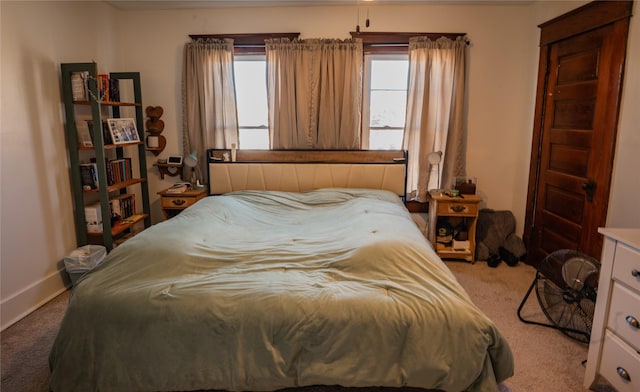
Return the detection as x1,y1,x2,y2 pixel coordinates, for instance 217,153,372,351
352,32,466,150
233,54,270,149
189,33,300,149
362,53,409,150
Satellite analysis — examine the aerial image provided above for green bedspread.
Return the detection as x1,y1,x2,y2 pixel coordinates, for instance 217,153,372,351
49,189,513,392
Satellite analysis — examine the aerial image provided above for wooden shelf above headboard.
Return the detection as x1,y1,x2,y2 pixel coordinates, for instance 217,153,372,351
208,149,407,164
207,149,408,197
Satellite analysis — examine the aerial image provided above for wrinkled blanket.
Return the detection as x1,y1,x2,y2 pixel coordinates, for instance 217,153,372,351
49,188,513,392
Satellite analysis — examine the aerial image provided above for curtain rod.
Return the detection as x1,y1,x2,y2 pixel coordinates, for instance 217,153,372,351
350,32,470,46
188,33,300,45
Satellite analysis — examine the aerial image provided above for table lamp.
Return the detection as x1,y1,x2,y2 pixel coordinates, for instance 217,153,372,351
427,151,443,195
184,150,204,189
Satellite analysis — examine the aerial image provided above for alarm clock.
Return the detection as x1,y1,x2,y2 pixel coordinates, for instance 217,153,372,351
167,156,182,165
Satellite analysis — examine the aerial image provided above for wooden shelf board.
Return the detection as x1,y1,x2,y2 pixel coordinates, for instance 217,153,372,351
79,141,144,151
83,178,146,193
87,213,148,237
72,100,140,107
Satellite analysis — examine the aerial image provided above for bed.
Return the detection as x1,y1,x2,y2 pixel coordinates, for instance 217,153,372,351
49,150,513,392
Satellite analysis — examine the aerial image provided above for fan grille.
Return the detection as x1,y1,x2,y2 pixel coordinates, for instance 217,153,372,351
533,250,600,343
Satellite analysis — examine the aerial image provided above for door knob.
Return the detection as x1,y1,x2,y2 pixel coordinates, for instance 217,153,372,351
581,179,596,202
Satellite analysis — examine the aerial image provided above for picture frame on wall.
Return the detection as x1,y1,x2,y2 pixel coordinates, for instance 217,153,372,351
107,118,140,145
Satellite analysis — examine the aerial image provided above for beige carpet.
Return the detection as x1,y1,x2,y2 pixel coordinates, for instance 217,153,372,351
1,260,613,391
445,261,612,392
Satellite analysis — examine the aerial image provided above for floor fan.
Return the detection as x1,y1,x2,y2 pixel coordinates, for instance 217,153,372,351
517,249,600,343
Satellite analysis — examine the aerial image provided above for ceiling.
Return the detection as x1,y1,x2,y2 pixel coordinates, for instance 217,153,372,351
105,0,532,11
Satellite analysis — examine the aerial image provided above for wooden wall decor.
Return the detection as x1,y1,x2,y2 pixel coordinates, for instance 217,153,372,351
145,106,166,156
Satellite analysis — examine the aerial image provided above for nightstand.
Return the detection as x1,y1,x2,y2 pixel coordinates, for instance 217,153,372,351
157,187,207,219
428,193,482,262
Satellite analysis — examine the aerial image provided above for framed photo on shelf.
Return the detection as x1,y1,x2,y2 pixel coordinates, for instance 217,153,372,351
107,118,140,145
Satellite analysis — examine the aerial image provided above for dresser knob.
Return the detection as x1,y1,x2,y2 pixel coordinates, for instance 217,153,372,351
626,315,640,329
171,199,186,206
632,269,640,278
617,367,631,382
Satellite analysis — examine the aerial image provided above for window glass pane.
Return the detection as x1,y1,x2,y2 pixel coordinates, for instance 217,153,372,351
234,60,268,128
369,129,403,150
234,57,269,149
370,90,407,128
239,129,269,150
370,60,408,90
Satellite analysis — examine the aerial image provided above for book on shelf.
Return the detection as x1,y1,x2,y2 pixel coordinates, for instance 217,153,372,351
97,74,109,102
106,158,132,184
85,203,103,233
109,78,120,102
71,71,89,101
79,163,98,190
86,120,113,145
81,158,133,189
76,120,93,147
109,193,135,223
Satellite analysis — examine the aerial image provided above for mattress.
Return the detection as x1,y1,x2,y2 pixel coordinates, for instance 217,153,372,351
49,188,513,392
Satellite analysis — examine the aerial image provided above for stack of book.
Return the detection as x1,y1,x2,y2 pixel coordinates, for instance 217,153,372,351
109,194,135,223
79,158,133,189
84,194,136,233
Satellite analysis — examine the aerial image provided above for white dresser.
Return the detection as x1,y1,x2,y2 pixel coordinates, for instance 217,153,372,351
585,228,640,391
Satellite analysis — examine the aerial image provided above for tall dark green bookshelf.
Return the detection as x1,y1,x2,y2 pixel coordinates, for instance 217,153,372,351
61,62,151,251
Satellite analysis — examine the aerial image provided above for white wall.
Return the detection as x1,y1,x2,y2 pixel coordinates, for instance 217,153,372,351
607,0,640,227
526,0,640,228
0,1,118,329
1,0,638,330
113,3,537,225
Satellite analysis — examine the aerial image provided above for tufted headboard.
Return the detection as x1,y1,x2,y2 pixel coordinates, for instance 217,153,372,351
207,149,408,199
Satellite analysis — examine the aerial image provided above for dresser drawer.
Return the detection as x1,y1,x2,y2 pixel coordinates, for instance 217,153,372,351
161,196,200,209
601,331,640,392
608,283,640,351
612,243,640,291
436,202,478,216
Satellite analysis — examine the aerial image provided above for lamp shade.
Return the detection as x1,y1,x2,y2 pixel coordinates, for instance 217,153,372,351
427,151,442,165
427,151,443,192
184,150,198,168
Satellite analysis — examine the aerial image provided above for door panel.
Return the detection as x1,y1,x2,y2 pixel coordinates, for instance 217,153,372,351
532,26,606,261
556,51,598,83
524,1,632,267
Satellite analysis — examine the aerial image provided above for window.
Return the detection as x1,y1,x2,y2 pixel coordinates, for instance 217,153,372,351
363,54,409,150
235,54,409,151
234,55,269,149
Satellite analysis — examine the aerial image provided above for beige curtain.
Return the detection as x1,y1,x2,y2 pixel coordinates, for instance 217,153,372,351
182,38,238,183
403,36,467,202
266,38,362,149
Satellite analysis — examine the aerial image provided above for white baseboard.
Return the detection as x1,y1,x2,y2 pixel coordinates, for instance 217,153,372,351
1,269,69,331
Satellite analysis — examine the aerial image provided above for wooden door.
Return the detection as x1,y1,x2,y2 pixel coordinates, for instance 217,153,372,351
523,1,632,266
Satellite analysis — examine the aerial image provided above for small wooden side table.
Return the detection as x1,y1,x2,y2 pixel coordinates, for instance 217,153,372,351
157,187,207,219
428,193,482,262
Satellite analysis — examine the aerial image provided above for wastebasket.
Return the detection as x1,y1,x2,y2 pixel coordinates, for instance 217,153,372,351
63,245,107,285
